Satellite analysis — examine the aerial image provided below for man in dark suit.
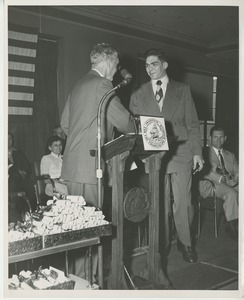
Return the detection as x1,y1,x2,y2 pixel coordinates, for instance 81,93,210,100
199,125,238,239
129,48,204,263
60,43,135,281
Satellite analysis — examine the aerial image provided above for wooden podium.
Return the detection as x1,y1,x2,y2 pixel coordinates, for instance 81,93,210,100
103,134,170,289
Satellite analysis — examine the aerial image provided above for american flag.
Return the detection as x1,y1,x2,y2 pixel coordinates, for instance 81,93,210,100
8,24,38,116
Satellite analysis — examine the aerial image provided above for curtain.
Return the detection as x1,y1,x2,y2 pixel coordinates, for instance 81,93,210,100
32,37,60,161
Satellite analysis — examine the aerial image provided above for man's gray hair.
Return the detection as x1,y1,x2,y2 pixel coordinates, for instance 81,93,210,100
90,43,119,66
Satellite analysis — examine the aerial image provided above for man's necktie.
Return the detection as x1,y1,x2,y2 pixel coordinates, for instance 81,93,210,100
155,80,163,103
218,150,226,171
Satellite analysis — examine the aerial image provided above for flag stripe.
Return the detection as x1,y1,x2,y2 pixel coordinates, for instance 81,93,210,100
9,69,35,79
9,38,38,50
8,26,38,116
8,107,33,115
9,45,36,57
9,76,34,87
9,61,35,72
8,30,38,43
9,54,36,64
9,84,34,93
9,91,34,101
9,100,34,107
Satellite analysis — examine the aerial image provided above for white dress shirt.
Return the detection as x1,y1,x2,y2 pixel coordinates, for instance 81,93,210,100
212,147,224,165
40,152,63,179
40,152,68,196
151,75,169,111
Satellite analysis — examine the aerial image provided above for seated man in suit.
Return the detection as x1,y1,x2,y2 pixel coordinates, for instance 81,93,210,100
198,125,238,239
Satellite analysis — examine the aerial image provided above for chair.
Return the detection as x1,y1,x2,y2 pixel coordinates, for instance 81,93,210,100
31,161,71,277
195,178,224,238
32,160,55,206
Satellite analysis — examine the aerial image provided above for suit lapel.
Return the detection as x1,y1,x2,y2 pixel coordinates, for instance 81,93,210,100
209,146,219,163
209,147,227,173
222,150,232,172
210,147,233,173
162,80,181,121
142,82,161,114
210,147,230,166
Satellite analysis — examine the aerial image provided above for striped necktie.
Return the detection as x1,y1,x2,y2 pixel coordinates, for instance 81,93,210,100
155,80,163,103
218,150,226,171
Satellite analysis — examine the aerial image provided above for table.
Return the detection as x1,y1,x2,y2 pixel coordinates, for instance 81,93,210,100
9,224,112,288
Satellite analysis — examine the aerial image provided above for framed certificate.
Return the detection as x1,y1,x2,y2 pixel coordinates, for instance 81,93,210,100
140,116,169,151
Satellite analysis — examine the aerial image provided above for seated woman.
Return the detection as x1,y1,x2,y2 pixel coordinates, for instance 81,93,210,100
40,135,68,197
8,132,37,211
44,126,66,155
53,126,66,154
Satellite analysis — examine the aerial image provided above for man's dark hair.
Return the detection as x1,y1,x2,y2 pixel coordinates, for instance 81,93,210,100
145,48,168,62
47,135,63,148
210,125,226,136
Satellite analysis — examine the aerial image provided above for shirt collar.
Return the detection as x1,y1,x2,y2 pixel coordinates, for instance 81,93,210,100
51,152,62,159
151,75,169,87
212,146,223,155
92,68,104,77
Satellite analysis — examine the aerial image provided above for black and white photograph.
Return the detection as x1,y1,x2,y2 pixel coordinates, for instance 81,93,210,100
3,0,243,298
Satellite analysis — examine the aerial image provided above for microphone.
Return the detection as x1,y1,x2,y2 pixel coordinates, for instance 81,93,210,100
119,69,132,86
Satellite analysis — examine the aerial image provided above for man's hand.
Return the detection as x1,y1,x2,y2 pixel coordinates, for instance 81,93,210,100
193,155,204,174
226,178,238,187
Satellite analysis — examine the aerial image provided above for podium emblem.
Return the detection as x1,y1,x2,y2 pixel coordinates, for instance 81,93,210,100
123,187,150,222
140,116,169,151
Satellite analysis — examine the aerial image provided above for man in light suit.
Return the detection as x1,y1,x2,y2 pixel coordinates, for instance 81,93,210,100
199,125,238,239
129,48,204,263
60,43,135,281
61,43,135,206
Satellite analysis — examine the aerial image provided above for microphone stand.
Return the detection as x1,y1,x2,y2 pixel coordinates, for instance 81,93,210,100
96,81,126,289
96,80,128,208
